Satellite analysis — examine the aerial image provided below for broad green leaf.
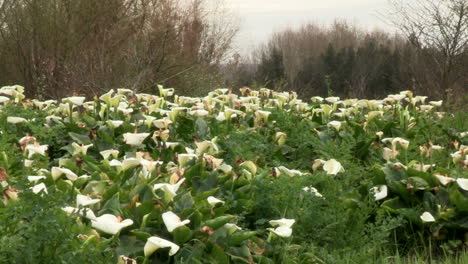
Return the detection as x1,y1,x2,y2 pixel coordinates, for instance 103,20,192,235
173,225,192,244
204,215,236,230
68,132,92,145
228,231,257,246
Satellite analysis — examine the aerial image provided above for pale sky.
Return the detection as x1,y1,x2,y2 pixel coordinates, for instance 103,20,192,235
227,0,395,55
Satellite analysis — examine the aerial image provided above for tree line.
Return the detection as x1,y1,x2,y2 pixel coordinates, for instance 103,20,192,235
225,20,467,102
225,0,467,103
0,0,238,98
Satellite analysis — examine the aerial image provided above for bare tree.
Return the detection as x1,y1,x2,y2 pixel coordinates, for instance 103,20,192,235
384,0,468,98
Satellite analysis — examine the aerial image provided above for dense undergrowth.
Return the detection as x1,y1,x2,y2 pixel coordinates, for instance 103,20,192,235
0,85,467,263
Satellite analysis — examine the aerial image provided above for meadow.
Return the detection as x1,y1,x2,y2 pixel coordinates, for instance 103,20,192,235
0,85,467,263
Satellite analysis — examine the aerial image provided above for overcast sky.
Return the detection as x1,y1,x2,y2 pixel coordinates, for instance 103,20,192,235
227,0,395,55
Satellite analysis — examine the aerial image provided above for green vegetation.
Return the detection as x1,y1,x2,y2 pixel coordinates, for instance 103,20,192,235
0,85,467,263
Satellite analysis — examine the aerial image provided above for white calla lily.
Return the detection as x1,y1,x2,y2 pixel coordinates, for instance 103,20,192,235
91,214,133,235
370,185,388,201
144,236,180,257
456,178,468,191
25,144,48,158
63,96,86,106
7,116,28,124
62,206,96,220
153,178,185,202
420,212,436,223
27,176,46,183
323,159,344,175
267,225,293,238
76,194,100,207
434,174,455,186
162,211,191,232
100,149,119,160
327,120,342,131
31,183,48,194
123,132,150,146
72,143,93,155
51,167,78,181
268,218,295,238
207,196,225,206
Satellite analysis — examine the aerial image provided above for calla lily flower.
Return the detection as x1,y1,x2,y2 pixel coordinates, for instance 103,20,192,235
25,144,48,158
31,183,48,194
382,137,409,150
275,132,287,147
327,120,342,131
123,132,150,146
51,167,78,181
302,186,323,197
63,96,86,106
383,147,400,161
100,149,119,160
274,166,304,177
370,185,388,201
323,159,344,175
91,214,133,235
0,95,9,103
177,153,197,167
240,161,257,175
420,212,436,223
153,178,185,202
413,163,435,172
207,196,225,206
7,116,28,124
267,218,295,238
109,158,141,171
62,206,96,220
76,194,100,207
144,236,180,257
224,223,242,235
189,109,209,117
27,176,46,183
107,120,124,128
434,174,455,186
269,218,295,228
255,110,271,123
72,143,93,155
268,225,293,238
153,118,172,129
456,178,468,191
312,159,325,171
325,96,340,103
162,211,191,232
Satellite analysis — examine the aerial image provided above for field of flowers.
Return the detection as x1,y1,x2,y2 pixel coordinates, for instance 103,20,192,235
0,85,467,263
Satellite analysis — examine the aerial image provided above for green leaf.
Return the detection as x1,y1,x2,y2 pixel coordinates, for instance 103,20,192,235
195,117,211,139
204,215,236,230
407,177,429,190
173,225,192,244
68,132,91,145
131,231,151,241
450,190,468,212
209,244,230,264
407,168,438,187
381,197,405,213
387,180,411,203
422,192,439,213
174,192,194,214
228,231,257,246
101,192,121,215
382,166,406,182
